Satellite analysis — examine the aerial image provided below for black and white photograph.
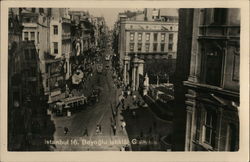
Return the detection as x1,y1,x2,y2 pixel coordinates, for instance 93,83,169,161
1,1,249,162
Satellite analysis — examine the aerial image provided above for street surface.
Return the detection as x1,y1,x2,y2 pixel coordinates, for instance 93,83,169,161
49,49,172,151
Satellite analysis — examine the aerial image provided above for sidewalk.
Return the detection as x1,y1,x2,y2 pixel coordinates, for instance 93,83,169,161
118,90,173,151
111,76,131,151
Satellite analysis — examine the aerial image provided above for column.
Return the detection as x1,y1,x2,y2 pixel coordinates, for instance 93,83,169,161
136,67,139,91
123,62,127,85
185,106,194,151
132,66,136,91
188,9,201,83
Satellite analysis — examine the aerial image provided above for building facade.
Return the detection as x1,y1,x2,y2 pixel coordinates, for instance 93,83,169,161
173,8,240,151
8,8,47,150
47,8,72,103
20,8,72,104
117,9,178,91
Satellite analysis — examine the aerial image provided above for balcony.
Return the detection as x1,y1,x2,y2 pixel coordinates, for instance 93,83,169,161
61,17,71,24
62,33,71,40
22,22,37,28
198,25,240,40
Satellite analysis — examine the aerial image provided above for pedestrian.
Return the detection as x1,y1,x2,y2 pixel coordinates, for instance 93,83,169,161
121,121,126,130
121,97,124,105
83,127,88,136
125,144,129,151
96,125,100,134
99,124,102,133
120,146,125,151
132,110,136,119
113,124,117,136
64,127,69,135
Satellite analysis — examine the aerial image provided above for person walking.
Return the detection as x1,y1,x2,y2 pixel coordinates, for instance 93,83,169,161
83,127,88,136
64,127,69,135
113,124,117,136
132,110,136,119
121,121,126,131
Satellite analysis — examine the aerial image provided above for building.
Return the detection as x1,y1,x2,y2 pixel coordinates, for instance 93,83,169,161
8,8,47,150
144,8,179,22
117,9,178,91
46,8,72,103
20,8,72,103
173,8,240,151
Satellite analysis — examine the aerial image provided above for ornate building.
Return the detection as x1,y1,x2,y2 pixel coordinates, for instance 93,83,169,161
117,9,178,91
173,8,240,151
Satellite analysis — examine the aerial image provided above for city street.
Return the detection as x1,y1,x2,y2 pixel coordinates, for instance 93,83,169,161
48,48,172,151
7,7,242,154
50,52,124,151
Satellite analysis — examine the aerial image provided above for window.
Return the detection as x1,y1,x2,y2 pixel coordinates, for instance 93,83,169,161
160,44,165,52
145,44,150,52
169,33,173,42
53,25,58,35
37,32,39,43
24,32,29,41
202,109,217,148
154,33,158,42
168,43,173,51
161,33,165,42
129,43,134,52
31,8,36,13
146,33,150,41
138,33,142,41
54,42,58,54
46,79,49,87
212,8,227,25
153,43,157,52
130,33,134,41
39,8,44,14
168,55,172,59
24,49,29,60
204,47,223,86
30,32,35,41
137,43,142,52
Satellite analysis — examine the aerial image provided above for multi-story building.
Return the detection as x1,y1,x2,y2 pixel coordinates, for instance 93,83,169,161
173,8,240,151
47,8,72,103
8,8,46,150
117,9,178,91
20,8,72,104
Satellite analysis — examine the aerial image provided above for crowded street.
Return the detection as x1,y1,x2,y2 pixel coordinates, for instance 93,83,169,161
8,7,241,154
48,47,172,151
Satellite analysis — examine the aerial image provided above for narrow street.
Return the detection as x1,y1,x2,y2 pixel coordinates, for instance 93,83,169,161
49,48,172,151
50,49,130,151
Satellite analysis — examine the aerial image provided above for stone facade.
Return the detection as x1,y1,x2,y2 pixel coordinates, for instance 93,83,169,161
117,9,178,91
173,8,240,151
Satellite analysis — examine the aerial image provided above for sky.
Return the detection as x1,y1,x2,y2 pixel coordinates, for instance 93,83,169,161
70,8,143,29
